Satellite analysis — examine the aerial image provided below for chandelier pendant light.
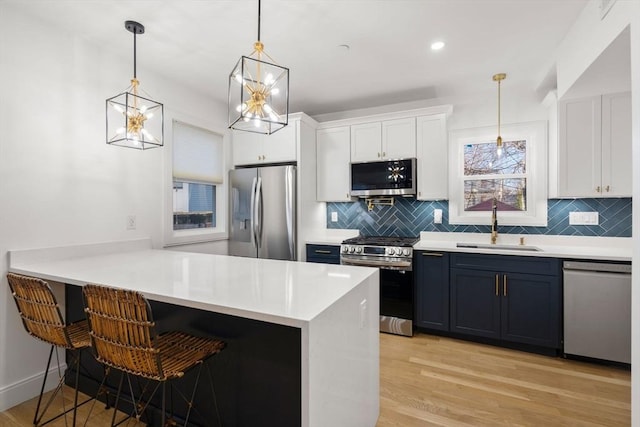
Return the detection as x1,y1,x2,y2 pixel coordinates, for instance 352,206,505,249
493,73,506,157
106,21,164,149
228,0,289,135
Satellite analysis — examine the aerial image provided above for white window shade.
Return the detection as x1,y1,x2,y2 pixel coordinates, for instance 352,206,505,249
173,121,223,184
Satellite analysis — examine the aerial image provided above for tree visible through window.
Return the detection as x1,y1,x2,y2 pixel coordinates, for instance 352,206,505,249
463,140,526,212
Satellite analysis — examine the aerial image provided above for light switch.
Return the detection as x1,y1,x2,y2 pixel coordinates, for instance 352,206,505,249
331,211,338,222
434,209,443,224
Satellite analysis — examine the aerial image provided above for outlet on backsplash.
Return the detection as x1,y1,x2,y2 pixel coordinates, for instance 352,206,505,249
331,211,338,222
569,211,599,225
434,209,443,224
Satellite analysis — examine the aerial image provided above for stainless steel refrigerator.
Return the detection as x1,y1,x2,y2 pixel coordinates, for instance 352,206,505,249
229,165,297,260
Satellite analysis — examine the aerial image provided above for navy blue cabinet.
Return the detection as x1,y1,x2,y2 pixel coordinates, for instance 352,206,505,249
450,253,561,349
415,251,450,331
306,244,341,264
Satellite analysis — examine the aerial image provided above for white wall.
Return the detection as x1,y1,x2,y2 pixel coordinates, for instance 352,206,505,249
630,4,640,426
0,4,228,410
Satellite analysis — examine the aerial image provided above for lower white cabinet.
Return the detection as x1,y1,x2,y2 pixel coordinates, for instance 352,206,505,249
316,126,352,202
416,114,448,200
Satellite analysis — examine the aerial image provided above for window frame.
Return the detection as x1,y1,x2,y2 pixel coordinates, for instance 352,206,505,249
448,121,548,226
164,119,229,247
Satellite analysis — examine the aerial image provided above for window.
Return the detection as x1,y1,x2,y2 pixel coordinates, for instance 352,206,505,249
449,121,547,226
169,120,225,244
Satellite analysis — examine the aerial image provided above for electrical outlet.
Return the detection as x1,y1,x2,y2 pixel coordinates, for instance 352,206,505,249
126,215,137,230
331,211,338,222
434,209,443,224
569,211,599,225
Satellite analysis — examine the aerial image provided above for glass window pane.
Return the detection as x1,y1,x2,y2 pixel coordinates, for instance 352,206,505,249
173,181,216,230
464,178,526,211
464,140,526,176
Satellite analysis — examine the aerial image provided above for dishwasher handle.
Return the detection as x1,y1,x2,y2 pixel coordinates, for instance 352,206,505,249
563,261,631,275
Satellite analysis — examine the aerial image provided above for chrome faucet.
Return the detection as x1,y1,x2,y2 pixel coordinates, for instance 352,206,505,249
490,198,498,244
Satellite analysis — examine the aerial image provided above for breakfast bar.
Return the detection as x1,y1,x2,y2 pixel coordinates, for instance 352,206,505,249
8,239,380,427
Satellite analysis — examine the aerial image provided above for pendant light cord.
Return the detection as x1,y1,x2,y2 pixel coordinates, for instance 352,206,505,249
133,31,137,79
497,79,501,136
257,0,261,41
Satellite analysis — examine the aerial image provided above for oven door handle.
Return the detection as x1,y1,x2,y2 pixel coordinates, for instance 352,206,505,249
341,257,412,269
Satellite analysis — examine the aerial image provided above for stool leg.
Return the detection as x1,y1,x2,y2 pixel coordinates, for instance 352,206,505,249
71,351,81,426
33,346,55,425
110,371,125,427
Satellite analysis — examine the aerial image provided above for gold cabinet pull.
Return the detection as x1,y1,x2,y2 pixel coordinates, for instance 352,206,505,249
314,250,332,254
596,186,601,193
605,185,610,192
495,274,499,296
503,275,508,296
421,252,443,257
377,152,381,158
382,151,386,157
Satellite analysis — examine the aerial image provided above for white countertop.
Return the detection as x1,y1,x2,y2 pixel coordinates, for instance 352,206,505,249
414,232,632,261
305,229,360,245
9,246,378,328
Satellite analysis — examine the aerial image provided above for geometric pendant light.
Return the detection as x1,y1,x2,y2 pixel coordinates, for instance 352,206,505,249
228,0,289,135
492,72,506,157
106,21,164,149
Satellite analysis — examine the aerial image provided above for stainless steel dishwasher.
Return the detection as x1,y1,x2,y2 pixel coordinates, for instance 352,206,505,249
563,261,632,364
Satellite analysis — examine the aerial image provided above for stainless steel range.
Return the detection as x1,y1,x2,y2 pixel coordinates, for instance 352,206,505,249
341,236,419,337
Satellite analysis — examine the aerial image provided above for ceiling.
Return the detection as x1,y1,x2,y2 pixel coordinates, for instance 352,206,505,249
12,0,590,117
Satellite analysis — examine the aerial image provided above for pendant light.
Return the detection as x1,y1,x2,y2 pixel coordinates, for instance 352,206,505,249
493,73,506,157
228,0,289,135
106,21,164,150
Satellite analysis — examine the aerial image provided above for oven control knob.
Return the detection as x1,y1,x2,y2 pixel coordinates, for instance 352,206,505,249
355,246,362,253
402,248,411,256
387,248,395,255
349,246,355,253
342,246,348,253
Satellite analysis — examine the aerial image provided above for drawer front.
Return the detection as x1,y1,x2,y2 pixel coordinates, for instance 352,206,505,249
306,244,341,264
451,253,560,276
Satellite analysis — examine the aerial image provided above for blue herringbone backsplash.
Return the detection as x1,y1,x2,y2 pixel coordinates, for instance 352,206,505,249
326,198,632,237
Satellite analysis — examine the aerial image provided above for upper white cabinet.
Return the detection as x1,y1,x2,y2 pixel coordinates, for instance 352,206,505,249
316,126,351,202
350,118,416,162
416,114,448,200
232,123,297,166
558,92,631,197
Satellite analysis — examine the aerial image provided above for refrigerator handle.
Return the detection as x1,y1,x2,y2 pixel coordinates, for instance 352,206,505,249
285,166,296,260
250,177,258,249
255,176,263,249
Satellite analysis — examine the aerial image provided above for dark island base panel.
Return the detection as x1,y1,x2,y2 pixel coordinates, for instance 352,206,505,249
65,285,302,427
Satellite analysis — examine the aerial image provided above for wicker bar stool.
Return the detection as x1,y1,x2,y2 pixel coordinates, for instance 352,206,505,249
82,284,226,427
7,273,93,427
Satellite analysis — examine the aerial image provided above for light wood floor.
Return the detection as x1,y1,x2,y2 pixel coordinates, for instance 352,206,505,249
2,333,630,426
377,332,630,427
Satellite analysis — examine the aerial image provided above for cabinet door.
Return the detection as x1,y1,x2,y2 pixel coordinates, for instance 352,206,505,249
500,272,560,348
382,118,416,159
351,122,382,162
316,126,352,202
232,131,263,166
601,92,631,197
558,96,602,197
415,251,449,331
450,268,501,339
416,114,447,200
263,123,297,164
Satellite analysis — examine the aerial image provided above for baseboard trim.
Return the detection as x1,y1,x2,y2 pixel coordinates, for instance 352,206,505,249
0,360,67,412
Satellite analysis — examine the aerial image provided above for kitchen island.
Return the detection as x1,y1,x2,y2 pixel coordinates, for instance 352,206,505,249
9,238,380,427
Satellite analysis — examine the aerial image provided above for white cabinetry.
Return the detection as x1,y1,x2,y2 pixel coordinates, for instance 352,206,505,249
232,124,296,166
350,118,416,162
316,126,352,202
416,114,448,200
558,92,631,197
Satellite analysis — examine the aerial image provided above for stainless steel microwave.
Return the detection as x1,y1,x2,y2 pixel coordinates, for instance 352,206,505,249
350,158,416,197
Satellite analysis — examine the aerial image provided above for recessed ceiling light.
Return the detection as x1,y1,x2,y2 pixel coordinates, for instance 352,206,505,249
431,41,445,51
338,44,350,51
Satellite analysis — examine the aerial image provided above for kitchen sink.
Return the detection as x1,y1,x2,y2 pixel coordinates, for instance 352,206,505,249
456,243,542,252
